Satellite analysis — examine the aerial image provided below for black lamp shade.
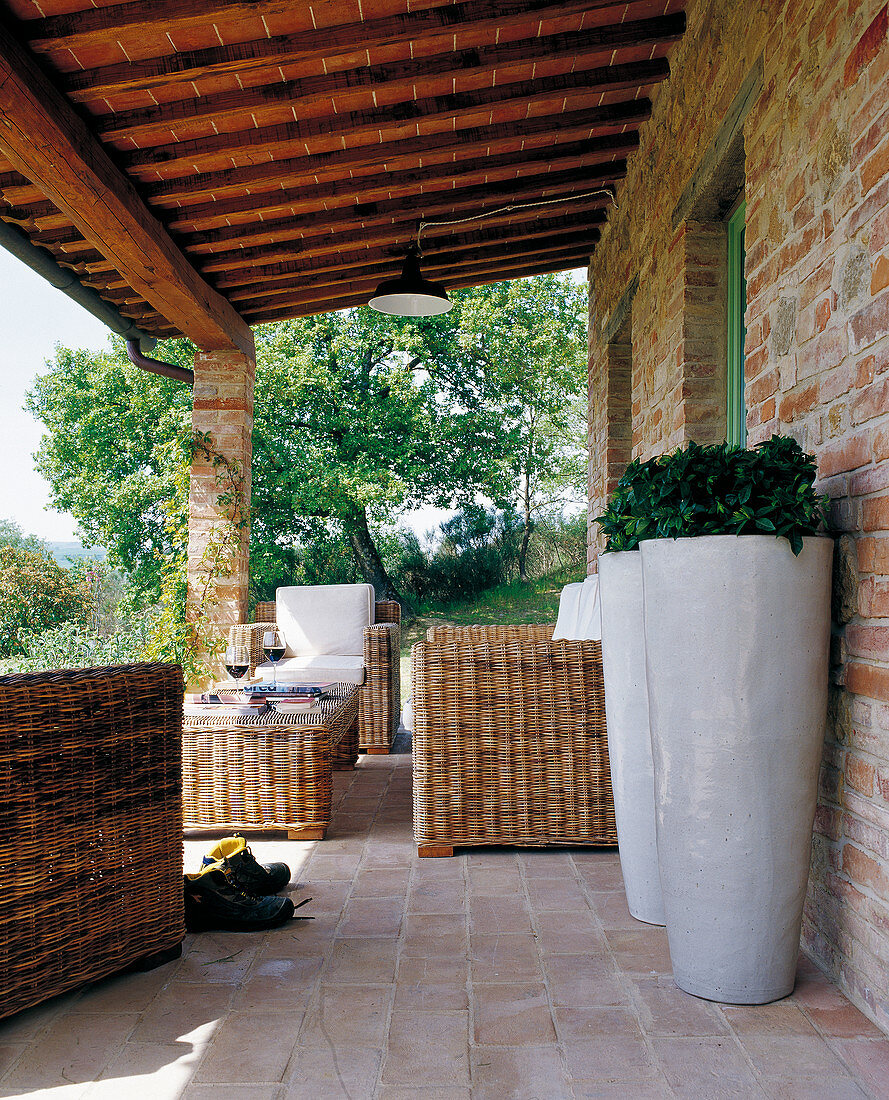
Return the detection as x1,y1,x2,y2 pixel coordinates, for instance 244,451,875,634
368,244,452,317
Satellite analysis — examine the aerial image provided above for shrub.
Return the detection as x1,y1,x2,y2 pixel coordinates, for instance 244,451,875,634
0,544,89,656
595,435,829,556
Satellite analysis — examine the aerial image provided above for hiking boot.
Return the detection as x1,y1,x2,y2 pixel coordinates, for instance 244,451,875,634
183,862,294,933
202,836,291,894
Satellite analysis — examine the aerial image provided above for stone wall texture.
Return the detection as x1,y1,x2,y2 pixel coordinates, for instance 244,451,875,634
586,0,889,1032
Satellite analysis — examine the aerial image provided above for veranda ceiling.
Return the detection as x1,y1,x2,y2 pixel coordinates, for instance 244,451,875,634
0,0,686,352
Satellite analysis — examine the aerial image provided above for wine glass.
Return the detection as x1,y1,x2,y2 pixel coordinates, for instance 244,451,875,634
262,630,285,691
223,644,250,695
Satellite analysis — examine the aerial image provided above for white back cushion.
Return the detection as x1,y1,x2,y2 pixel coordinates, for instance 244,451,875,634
276,583,374,656
552,575,602,641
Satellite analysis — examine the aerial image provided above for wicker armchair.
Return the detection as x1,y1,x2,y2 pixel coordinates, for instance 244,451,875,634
411,623,617,855
230,597,401,754
0,662,185,1020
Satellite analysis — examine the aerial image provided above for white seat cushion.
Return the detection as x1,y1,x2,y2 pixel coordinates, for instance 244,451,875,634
256,654,366,686
552,575,601,641
276,583,374,656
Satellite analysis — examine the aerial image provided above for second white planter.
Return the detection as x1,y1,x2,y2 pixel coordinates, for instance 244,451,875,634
641,534,832,1004
599,551,665,926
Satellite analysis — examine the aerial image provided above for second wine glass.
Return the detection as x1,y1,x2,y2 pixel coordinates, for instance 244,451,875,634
262,630,285,691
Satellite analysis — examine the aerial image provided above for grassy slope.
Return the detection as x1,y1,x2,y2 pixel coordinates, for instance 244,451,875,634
398,570,582,701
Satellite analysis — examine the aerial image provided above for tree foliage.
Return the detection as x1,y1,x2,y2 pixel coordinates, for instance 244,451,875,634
0,543,89,656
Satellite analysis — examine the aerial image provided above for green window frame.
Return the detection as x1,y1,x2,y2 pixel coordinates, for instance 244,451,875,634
726,200,747,448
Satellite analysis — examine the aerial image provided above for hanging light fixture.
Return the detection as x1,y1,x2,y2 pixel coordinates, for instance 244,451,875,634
367,188,619,317
368,242,452,317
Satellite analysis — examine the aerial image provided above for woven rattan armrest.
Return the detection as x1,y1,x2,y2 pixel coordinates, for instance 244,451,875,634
425,622,555,644
411,634,616,849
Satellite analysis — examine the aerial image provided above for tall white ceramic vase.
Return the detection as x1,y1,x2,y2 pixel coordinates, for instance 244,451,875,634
641,535,832,1004
599,552,665,925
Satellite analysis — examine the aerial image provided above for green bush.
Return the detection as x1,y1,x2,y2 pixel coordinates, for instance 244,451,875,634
0,544,89,656
595,435,829,556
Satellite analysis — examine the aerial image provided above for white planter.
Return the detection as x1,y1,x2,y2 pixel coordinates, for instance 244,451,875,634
641,535,832,1004
599,552,665,925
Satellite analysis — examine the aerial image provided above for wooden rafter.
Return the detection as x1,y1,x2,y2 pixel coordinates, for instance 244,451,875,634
0,19,252,354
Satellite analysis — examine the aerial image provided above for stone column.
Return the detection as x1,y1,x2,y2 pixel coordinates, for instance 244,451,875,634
187,344,256,680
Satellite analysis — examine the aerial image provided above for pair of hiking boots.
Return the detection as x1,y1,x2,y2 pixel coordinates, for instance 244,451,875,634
184,836,295,933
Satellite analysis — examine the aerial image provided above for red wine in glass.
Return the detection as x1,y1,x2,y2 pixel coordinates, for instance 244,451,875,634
262,631,285,690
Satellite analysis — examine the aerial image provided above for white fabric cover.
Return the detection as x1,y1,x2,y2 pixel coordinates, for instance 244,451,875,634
276,583,374,657
256,654,366,686
551,574,602,641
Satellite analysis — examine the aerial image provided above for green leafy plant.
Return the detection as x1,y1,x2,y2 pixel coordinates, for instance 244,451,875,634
595,436,829,556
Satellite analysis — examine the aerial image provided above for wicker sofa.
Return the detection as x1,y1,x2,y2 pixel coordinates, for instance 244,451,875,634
411,623,617,856
0,662,185,1020
230,590,401,754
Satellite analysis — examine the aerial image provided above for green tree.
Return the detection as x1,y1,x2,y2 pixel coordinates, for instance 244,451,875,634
0,518,47,555
26,340,194,600
428,274,589,579
0,543,89,656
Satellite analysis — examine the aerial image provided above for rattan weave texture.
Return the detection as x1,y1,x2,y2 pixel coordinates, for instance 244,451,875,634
0,662,185,1021
234,597,401,752
412,625,617,851
182,684,360,836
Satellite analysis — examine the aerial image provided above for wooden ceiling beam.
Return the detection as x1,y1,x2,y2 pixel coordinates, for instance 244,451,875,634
139,100,649,206
58,0,641,99
27,0,625,60
0,20,253,354
244,256,588,324
195,201,610,276
209,207,608,289
183,164,615,255
224,229,603,304
94,16,683,143
119,68,653,173
165,151,626,234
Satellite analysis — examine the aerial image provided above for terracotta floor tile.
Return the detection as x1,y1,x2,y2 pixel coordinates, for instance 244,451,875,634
571,1081,674,1099
472,983,556,1045
339,896,404,937
407,879,468,913
298,984,392,1048
631,976,728,1036
193,1009,299,1083
175,934,260,984
470,895,533,933
324,937,399,984
806,1002,887,1038
592,890,644,930
302,853,363,880
130,982,234,1044
534,910,608,955
0,1045,27,1077
554,1006,656,1080
351,868,410,896
573,855,626,891
283,1045,381,1098
604,927,673,975
826,1038,889,1097
542,953,625,1007
87,1041,203,1098
395,954,469,1010
759,1075,870,1099
3,1012,140,1089
231,955,323,1010
517,851,578,876
470,1043,571,1099
525,876,591,911
376,1088,471,1099
467,867,524,895
0,993,82,1042
380,1009,470,1085
649,1035,766,1098
471,933,543,982
721,1002,821,1037
402,914,468,957
738,1033,854,1078
69,965,176,1016
185,1086,280,1100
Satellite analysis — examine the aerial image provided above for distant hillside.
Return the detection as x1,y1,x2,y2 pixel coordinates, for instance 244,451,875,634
47,541,107,566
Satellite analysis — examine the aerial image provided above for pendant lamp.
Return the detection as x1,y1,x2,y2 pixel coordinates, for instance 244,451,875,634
368,243,452,317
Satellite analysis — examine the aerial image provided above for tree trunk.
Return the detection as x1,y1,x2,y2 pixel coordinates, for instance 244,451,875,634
342,507,404,604
518,471,532,582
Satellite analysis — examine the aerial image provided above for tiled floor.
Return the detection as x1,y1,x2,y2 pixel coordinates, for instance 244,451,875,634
2,752,888,1099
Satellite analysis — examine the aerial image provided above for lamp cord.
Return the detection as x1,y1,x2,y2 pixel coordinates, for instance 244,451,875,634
416,187,617,249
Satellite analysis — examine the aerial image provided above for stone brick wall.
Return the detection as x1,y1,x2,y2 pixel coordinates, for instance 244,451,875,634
586,0,889,1031
188,346,256,682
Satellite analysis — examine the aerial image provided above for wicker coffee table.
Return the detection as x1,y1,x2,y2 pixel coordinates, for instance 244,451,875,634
182,683,360,839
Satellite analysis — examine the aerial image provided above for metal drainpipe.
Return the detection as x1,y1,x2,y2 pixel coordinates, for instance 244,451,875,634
0,216,157,351
125,340,194,386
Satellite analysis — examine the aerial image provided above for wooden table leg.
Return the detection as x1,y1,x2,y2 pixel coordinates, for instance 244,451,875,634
287,826,326,841
417,844,454,857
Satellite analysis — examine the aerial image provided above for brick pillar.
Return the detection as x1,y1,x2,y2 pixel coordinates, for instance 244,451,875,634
187,346,256,679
